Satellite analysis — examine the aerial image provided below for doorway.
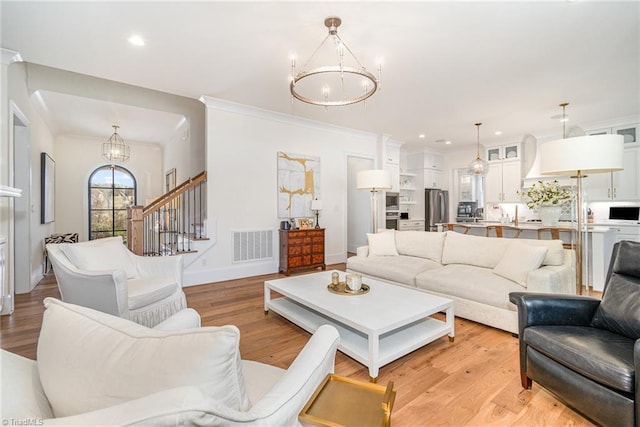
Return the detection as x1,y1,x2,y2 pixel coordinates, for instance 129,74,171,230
10,102,31,303
346,155,374,254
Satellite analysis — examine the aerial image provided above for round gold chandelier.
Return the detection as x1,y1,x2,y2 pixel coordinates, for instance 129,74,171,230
290,17,381,107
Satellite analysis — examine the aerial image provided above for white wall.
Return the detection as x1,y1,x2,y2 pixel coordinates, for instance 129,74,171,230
347,155,375,253
163,118,193,188
55,135,163,242
4,61,56,294
187,98,378,284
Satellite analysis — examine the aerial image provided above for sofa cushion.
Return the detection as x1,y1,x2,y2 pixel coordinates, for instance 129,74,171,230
60,237,138,279
127,277,180,310
366,231,399,256
518,239,565,266
0,350,54,420
591,274,640,340
493,241,548,287
241,360,285,406
441,231,510,268
37,298,250,418
415,264,523,310
395,231,446,263
347,255,441,286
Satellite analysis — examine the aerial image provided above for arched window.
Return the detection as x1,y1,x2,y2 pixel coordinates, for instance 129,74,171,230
88,165,136,241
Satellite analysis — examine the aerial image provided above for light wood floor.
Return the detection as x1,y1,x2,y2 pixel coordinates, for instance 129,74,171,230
1,265,595,426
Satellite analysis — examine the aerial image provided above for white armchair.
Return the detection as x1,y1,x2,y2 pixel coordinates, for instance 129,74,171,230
46,236,186,327
1,298,340,426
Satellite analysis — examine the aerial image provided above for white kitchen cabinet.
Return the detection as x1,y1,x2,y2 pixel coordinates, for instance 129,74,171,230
485,160,521,203
586,147,639,201
387,163,400,193
589,123,639,146
487,143,520,162
385,143,401,165
398,219,425,231
385,141,403,193
424,152,443,170
609,224,640,243
424,169,442,189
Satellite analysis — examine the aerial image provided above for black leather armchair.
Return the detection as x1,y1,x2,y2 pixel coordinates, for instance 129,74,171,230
510,240,640,427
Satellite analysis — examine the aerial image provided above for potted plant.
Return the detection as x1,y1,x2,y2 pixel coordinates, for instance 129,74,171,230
518,180,572,226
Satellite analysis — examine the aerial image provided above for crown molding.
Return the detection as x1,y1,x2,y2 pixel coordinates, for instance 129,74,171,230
199,95,377,140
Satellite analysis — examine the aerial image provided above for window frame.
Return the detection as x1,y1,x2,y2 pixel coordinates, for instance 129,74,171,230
88,165,137,241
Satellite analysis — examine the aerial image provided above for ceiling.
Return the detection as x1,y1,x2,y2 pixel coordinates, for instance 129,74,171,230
2,1,639,151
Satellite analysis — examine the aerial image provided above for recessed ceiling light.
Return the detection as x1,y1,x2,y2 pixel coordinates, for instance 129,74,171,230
435,139,452,145
128,35,145,47
494,131,503,135
418,134,426,139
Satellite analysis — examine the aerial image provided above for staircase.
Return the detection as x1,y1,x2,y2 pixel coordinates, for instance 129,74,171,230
127,171,207,256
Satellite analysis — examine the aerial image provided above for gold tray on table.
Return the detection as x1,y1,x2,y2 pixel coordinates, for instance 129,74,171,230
327,282,370,296
299,374,395,427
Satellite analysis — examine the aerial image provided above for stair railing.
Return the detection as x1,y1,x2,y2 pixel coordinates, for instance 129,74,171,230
128,171,207,256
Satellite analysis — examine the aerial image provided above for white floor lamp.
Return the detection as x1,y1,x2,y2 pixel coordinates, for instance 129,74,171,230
540,134,624,295
357,169,391,234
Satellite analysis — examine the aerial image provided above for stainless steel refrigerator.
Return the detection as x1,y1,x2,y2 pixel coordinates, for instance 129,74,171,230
425,189,449,231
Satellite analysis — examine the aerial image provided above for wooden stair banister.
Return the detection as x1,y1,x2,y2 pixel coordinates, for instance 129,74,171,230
128,171,207,256
143,171,207,216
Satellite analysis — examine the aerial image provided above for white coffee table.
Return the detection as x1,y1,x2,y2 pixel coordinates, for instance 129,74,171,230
264,270,454,380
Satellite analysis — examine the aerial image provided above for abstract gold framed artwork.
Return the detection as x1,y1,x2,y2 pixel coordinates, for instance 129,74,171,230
277,152,320,218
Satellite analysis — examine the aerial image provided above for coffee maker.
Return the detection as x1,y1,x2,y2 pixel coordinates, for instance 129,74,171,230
456,201,477,222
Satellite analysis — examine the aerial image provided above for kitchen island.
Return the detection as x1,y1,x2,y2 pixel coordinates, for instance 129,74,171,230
436,221,616,292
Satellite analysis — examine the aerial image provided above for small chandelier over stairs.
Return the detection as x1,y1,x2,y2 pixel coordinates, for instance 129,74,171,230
102,125,130,163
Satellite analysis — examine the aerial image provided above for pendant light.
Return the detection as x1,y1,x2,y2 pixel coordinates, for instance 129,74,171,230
468,122,489,175
102,125,130,163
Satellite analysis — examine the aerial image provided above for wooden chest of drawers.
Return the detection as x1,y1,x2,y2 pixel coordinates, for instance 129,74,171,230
279,229,326,276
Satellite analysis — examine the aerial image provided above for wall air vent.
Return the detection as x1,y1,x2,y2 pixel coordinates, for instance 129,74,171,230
233,229,274,263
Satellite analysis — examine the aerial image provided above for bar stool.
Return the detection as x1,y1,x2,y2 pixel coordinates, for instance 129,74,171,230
441,223,471,234
537,227,575,249
486,225,522,238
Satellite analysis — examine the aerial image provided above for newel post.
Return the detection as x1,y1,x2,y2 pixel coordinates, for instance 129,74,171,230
127,205,144,255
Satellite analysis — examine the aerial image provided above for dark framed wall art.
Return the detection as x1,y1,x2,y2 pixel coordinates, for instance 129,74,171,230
41,152,55,224
166,168,176,193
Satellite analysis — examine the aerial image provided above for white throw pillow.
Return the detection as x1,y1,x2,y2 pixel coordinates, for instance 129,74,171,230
367,231,399,256
395,231,446,263
37,298,250,418
518,239,565,266
60,237,138,279
441,231,510,268
493,241,548,287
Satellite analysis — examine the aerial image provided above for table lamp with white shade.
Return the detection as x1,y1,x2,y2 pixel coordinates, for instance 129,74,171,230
357,169,392,233
540,134,624,294
311,198,322,229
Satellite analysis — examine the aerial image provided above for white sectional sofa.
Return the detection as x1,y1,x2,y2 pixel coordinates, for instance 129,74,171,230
346,230,575,334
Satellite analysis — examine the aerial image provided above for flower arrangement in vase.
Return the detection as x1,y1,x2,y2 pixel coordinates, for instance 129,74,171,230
518,180,573,226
